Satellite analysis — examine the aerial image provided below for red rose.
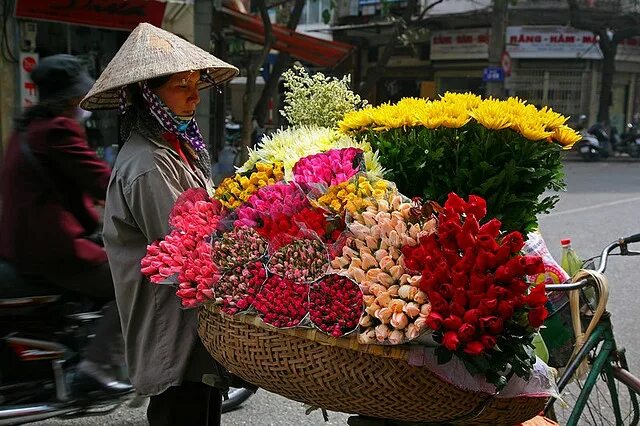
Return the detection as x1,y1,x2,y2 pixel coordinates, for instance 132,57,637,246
479,298,498,315
458,323,477,342
495,245,512,264
526,283,547,307
463,308,481,325
468,293,483,308
451,269,468,289
456,231,475,251
439,283,454,299
443,315,464,331
444,192,468,215
495,264,516,283
450,302,466,318
480,316,504,334
475,250,498,271
506,256,527,276
466,195,487,220
419,272,439,292
477,234,499,252
443,331,461,351
481,334,497,350
469,273,487,293
528,305,549,328
428,291,450,316
463,341,485,355
452,288,468,308
479,218,502,238
426,312,444,330
509,278,529,296
497,300,515,320
439,221,462,250
443,248,461,267
501,231,525,254
524,255,545,275
462,215,479,237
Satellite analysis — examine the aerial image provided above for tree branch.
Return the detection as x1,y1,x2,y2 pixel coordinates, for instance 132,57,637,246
415,0,445,23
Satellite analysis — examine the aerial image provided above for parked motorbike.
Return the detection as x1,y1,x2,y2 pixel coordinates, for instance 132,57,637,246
615,123,640,158
0,260,132,425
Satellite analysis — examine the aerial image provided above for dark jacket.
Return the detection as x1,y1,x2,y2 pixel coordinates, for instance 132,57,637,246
0,116,112,274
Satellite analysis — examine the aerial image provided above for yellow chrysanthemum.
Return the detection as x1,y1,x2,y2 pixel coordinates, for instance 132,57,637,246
338,108,375,133
553,125,582,148
513,121,555,141
214,162,284,209
537,106,568,131
469,98,512,130
437,100,471,129
440,92,483,110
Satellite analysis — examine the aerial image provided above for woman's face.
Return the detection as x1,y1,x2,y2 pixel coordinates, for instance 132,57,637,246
152,71,201,117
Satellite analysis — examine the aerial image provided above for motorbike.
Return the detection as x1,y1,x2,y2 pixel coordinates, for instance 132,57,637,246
615,123,640,158
575,122,611,161
0,260,134,425
0,260,253,424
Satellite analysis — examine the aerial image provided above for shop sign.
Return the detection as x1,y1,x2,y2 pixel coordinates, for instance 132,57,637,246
482,66,504,82
15,0,168,31
19,52,38,108
616,37,640,63
506,26,599,60
430,28,490,61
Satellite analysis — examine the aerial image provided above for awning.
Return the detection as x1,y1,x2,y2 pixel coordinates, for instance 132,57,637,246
14,0,192,31
222,7,354,68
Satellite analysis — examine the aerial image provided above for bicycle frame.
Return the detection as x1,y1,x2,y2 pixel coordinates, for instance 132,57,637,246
544,234,640,425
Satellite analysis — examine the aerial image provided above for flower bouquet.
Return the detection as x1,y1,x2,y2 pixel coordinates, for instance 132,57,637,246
140,66,577,423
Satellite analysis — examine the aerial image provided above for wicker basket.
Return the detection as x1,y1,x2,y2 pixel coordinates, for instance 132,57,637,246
198,304,547,424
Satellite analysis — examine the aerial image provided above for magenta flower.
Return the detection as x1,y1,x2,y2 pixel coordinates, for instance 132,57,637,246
292,148,363,187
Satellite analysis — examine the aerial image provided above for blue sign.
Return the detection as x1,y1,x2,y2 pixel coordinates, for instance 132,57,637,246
482,67,505,82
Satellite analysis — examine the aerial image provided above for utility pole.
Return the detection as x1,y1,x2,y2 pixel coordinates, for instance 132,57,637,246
486,0,507,98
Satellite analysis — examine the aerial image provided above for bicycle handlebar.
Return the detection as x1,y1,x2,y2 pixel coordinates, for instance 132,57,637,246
545,233,638,292
622,233,640,244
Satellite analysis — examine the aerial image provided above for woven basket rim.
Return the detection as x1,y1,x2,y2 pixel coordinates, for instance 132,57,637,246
203,303,423,362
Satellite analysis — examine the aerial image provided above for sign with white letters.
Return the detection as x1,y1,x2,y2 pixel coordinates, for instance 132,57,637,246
430,28,490,60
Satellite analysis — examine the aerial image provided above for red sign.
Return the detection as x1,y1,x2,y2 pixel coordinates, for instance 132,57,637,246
15,0,167,31
22,56,36,73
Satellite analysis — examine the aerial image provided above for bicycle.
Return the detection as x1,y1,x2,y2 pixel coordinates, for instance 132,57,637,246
544,233,640,425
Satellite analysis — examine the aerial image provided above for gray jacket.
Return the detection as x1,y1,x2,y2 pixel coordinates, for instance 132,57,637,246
103,128,216,397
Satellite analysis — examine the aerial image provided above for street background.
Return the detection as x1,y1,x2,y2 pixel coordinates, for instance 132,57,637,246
34,158,640,425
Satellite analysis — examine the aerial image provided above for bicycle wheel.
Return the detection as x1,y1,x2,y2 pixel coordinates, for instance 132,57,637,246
552,349,640,425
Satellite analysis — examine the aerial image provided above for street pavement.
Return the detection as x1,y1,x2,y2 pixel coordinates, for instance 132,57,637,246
34,160,640,425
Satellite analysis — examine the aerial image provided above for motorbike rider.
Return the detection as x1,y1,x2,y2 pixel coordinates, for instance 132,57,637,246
0,54,131,394
80,23,239,425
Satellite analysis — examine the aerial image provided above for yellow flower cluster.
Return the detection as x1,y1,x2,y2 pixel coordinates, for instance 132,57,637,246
315,176,389,215
214,162,284,209
338,92,582,148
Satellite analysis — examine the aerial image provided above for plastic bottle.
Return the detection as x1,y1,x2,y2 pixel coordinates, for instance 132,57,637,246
532,331,549,364
560,239,582,278
560,239,596,307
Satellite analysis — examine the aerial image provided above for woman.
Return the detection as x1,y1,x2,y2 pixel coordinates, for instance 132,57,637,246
0,54,130,393
80,23,238,425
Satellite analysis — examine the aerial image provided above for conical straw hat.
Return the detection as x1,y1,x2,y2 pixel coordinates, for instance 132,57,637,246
81,22,239,110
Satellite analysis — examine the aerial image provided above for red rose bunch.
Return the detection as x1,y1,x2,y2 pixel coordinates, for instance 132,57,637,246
175,239,221,308
268,239,329,282
402,193,547,358
211,226,268,270
214,261,267,315
253,275,309,328
309,275,363,337
257,206,344,251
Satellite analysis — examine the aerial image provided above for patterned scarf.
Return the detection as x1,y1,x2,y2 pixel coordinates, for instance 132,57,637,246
140,81,206,152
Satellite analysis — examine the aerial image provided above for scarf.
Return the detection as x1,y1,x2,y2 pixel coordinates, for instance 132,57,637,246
140,81,206,152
